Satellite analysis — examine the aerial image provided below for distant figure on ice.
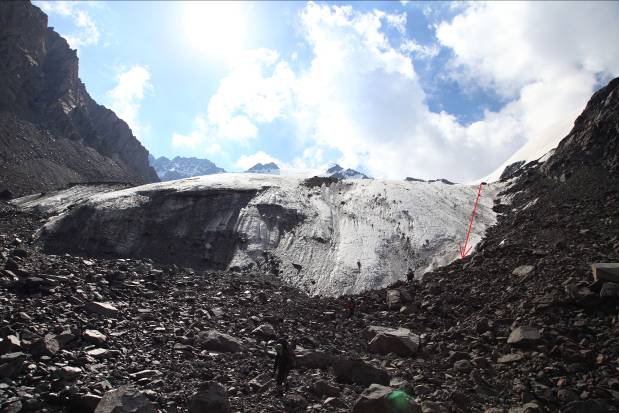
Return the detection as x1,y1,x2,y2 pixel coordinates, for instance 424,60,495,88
274,338,296,393
357,260,362,272
344,297,356,318
406,268,415,282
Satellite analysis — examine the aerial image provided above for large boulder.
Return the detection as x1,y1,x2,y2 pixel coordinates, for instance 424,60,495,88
333,359,390,386
84,329,107,345
364,326,411,341
367,327,420,356
94,386,156,413
507,326,541,346
592,263,619,283
353,384,421,413
85,301,120,318
295,350,336,370
188,382,231,413
600,282,619,297
195,330,243,353
251,324,276,339
29,335,60,358
386,290,402,310
0,352,26,379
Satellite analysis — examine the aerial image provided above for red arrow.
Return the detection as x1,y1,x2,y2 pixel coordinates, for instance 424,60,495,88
458,182,484,259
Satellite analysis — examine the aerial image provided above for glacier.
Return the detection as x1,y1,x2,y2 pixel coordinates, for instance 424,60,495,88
15,174,503,296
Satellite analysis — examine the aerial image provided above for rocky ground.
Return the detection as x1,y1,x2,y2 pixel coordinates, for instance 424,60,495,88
1,160,618,413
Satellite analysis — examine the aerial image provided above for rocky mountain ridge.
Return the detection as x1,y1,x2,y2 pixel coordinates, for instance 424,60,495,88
245,162,280,175
0,1,158,198
325,165,370,180
149,155,225,182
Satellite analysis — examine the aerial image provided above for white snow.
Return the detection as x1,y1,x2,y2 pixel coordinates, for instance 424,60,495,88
16,174,504,296
478,111,578,183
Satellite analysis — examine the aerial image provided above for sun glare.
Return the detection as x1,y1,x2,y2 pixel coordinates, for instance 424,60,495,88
181,1,248,62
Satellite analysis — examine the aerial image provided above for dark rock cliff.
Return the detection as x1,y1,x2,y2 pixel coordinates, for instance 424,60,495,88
0,1,158,197
542,77,619,180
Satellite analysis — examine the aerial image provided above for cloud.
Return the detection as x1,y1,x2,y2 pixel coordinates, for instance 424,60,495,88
174,2,619,182
170,48,296,156
235,151,283,171
435,2,619,175
107,65,153,137
36,1,100,48
400,39,440,59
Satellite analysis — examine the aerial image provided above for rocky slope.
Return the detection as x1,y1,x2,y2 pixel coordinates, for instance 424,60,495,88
0,1,158,198
149,156,225,182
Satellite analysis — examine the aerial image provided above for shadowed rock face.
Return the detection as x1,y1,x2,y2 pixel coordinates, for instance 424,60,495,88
542,77,619,180
0,1,158,197
39,187,258,269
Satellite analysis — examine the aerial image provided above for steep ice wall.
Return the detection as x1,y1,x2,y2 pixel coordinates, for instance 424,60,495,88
23,174,502,296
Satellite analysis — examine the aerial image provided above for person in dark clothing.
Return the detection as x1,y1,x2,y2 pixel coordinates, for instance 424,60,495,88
406,268,415,283
274,338,295,391
344,297,356,318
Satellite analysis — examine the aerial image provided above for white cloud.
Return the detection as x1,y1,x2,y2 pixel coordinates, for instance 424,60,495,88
400,39,440,59
436,2,619,177
36,1,100,48
107,65,153,137
174,2,619,182
235,151,283,171
170,48,296,155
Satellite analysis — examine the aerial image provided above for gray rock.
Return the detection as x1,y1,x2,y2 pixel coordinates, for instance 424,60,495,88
86,348,110,359
0,352,26,379
563,399,615,413
94,386,156,413
295,350,336,370
512,265,534,276
188,382,231,413
497,353,524,364
364,325,411,341
250,323,276,339
386,290,402,310
85,301,119,318
29,335,60,358
368,328,420,356
311,380,340,397
195,330,243,353
353,384,420,413
129,370,162,380
507,326,541,346
54,366,82,380
248,372,272,393
84,329,107,345
453,359,473,372
421,401,450,413
67,393,102,412
323,396,347,409
600,282,619,297
507,402,541,413
0,335,21,354
591,263,619,283
333,359,390,386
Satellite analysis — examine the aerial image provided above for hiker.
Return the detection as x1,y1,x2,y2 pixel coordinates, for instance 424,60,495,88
406,268,415,282
343,297,356,318
274,338,296,392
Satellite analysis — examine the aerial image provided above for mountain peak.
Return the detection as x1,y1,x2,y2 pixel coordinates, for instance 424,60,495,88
149,156,224,181
245,162,280,174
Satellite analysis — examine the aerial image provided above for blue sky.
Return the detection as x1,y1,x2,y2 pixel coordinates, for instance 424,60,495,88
36,1,619,181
